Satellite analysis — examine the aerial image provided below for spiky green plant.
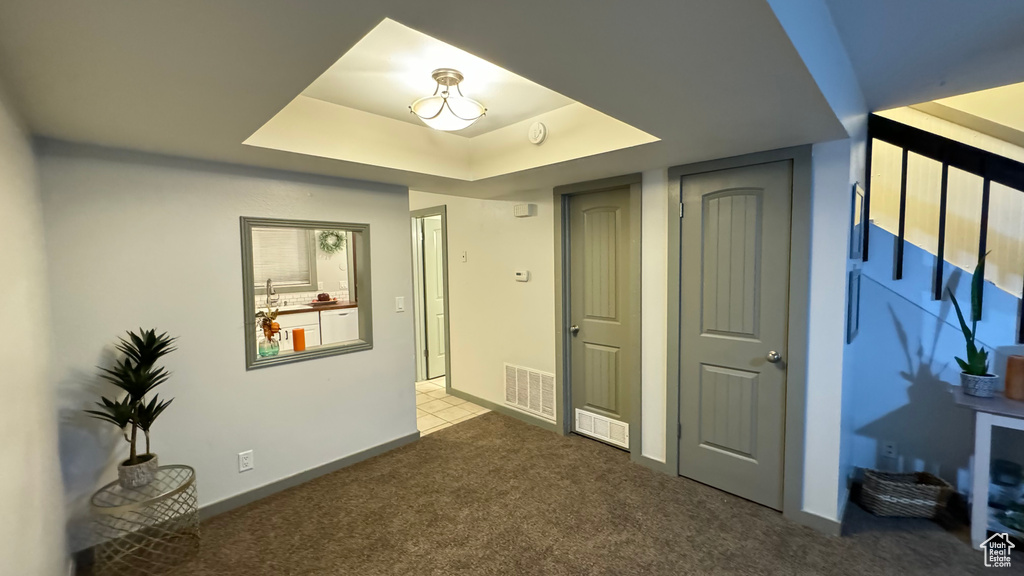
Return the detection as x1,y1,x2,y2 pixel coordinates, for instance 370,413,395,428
86,329,177,465
136,395,174,455
948,253,990,376
84,396,135,443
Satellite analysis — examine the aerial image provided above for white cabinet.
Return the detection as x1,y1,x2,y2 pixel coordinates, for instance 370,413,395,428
279,323,321,352
255,308,358,354
275,311,319,329
276,311,320,352
320,308,359,345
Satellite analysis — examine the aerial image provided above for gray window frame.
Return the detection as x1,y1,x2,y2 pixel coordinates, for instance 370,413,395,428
240,216,373,370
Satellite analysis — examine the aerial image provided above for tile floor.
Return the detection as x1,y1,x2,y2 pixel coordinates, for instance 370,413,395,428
415,377,489,435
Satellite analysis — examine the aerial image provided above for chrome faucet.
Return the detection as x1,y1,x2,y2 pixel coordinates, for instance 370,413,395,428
265,278,280,308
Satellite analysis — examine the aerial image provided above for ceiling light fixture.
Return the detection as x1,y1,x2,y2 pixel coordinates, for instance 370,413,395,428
409,68,486,131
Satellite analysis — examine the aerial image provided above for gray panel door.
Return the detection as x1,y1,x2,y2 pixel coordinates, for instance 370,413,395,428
678,161,792,509
569,187,634,443
423,216,446,379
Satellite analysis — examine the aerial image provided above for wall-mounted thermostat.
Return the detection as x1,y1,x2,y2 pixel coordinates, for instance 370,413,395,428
514,270,530,282
528,122,547,145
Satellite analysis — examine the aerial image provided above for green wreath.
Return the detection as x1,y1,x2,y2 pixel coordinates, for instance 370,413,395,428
318,230,347,255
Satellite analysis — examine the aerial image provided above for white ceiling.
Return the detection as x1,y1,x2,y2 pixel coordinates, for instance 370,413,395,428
0,0,848,197
935,82,1024,135
301,19,573,138
250,18,657,181
825,0,1024,110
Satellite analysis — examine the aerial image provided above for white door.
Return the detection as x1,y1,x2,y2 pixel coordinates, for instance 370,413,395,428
677,160,792,510
423,216,446,379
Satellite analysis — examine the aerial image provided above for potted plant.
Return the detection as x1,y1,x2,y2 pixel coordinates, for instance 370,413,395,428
948,254,998,398
255,306,281,357
86,328,177,488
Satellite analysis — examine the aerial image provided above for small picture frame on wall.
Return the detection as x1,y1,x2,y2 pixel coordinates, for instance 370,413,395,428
847,268,861,344
849,182,866,260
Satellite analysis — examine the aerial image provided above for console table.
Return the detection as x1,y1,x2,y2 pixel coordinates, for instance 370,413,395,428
90,465,200,576
954,388,1024,548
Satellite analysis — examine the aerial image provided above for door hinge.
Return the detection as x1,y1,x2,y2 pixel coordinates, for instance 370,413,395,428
423,349,429,357
679,202,684,218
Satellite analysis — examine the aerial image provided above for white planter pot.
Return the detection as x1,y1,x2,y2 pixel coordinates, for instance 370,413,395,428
117,454,159,489
961,372,998,398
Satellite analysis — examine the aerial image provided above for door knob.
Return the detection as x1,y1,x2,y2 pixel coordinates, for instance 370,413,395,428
570,325,580,336
766,351,782,363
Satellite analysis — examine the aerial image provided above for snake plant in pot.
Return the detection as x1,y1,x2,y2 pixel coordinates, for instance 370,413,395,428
948,254,997,398
86,329,177,488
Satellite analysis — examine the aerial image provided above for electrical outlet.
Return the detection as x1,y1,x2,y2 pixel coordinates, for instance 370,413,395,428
238,450,254,472
881,441,897,459
317,281,324,290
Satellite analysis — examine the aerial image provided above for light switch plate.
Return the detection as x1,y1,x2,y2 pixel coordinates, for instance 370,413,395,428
461,251,468,263
395,296,405,312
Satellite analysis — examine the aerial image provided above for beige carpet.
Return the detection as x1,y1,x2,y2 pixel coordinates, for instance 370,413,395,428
88,412,1012,575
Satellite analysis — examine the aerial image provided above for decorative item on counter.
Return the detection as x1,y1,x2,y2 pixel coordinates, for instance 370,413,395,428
311,292,337,306
85,328,177,489
949,252,998,397
256,305,281,357
318,230,347,255
292,328,306,352
1006,355,1024,401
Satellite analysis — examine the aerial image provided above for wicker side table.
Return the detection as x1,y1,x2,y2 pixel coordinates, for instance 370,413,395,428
90,465,200,576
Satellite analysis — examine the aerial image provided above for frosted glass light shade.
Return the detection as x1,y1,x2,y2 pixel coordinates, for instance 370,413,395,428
410,94,485,131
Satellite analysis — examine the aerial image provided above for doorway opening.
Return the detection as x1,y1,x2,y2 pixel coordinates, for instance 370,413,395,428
412,207,449,384
411,206,488,435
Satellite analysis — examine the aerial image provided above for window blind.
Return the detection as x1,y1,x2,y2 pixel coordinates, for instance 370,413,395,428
252,228,312,287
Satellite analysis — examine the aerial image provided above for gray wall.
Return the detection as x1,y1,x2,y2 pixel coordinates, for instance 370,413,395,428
38,142,417,550
0,84,67,572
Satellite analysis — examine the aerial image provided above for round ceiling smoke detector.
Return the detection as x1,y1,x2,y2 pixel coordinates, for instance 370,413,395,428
528,122,547,145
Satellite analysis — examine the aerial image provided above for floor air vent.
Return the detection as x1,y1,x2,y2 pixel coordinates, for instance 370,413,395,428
503,363,556,422
575,408,629,449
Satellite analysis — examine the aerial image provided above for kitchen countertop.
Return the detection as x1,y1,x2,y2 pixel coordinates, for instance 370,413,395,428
274,301,357,315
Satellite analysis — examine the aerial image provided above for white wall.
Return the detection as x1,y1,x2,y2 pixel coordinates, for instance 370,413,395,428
848,224,1024,491
872,107,1024,298
640,169,669,461
408,189,557,406
411,176,670,457
0,85,67,573
39,142,417,551
803,139,857,521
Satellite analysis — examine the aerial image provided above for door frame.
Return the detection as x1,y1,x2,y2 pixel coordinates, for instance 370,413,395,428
553,173,643,456
666,146,812,524
410,206,452,391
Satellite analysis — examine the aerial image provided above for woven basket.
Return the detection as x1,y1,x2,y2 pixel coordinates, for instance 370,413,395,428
861,470,953,518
